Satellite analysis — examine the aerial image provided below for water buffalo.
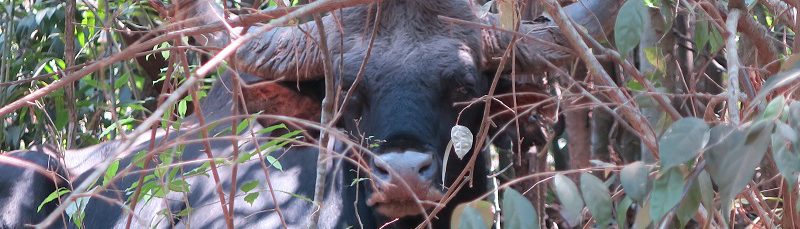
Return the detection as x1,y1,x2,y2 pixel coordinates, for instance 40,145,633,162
0,0,623,228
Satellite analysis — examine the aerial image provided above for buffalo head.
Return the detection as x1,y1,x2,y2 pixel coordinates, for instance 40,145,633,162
172,0,622,226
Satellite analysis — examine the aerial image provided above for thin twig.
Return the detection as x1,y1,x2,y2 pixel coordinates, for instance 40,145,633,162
309,6,337,226
64,0,77,149
541,0,659,153
0,0,372,117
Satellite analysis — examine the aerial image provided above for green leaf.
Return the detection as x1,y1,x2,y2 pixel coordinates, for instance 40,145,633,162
54,93,67,130
256,123,289,135
755,71,800,104
266,155,283,171
169,180,191,192
708,26,724,53
66,196,90,228
659,117,709,169
706,121,773,201
649,167,684,222
183,162,211,177
133,150,148,168
772,130,800,188
159,42,171,59
616,197,633,229
694,19,709,53
99,117,134,139
176,206,193,217
698,171,715,213
657,0,676,35
350,178,369,186
643,47,666,72
457,205,488,229
236,118,251,135
620,161,650,203
762,96,786,120
554,174,583,227
791,102,800,129
244,192,259,205
451,201,494,229
115,73,129,89
502,189,539,229
38,187,70,212
580,173,613,228
102,160,120,187
676,176,701,227
241,180,259,193
614,0,645,58
632,199,652,229
177,100,187,117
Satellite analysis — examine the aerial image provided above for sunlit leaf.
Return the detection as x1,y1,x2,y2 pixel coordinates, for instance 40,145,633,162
235,118,251,135
451,125,473,160
168,180,190,192
244,192,259,205
241,180,259,193
102,160,120,187
38,187,70,212
177,100,187,117
266,155,283,171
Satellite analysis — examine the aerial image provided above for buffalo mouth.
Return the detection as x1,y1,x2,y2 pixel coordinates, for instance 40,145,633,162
365,183,444,219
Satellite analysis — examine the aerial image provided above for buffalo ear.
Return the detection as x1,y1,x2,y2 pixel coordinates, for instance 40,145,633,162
479,0,624,75
490,75,554,124
240,77,322,131
488,75,558,153
167,0,332,82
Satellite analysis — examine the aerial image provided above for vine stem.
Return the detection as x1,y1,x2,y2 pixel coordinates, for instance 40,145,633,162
725,10,742,125
540,0,659,153
309,11,335,228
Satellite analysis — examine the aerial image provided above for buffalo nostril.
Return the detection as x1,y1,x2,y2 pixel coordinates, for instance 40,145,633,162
417,156,433,174
371,159,392,181
375,164,389,175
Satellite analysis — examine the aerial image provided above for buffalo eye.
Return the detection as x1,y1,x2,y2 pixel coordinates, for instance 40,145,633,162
346,92,367,119
449,82,476,105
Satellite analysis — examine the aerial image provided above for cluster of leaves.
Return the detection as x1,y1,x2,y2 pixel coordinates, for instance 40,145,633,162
1,0,162,151
452,0,800,228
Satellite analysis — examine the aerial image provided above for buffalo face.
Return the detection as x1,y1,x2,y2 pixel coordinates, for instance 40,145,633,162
171,0,623,226
338,41,487,219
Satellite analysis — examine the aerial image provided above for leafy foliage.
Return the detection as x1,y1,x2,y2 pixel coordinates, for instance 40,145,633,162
3,0,800,228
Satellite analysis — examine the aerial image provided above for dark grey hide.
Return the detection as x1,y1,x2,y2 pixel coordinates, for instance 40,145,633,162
0,73,350,228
